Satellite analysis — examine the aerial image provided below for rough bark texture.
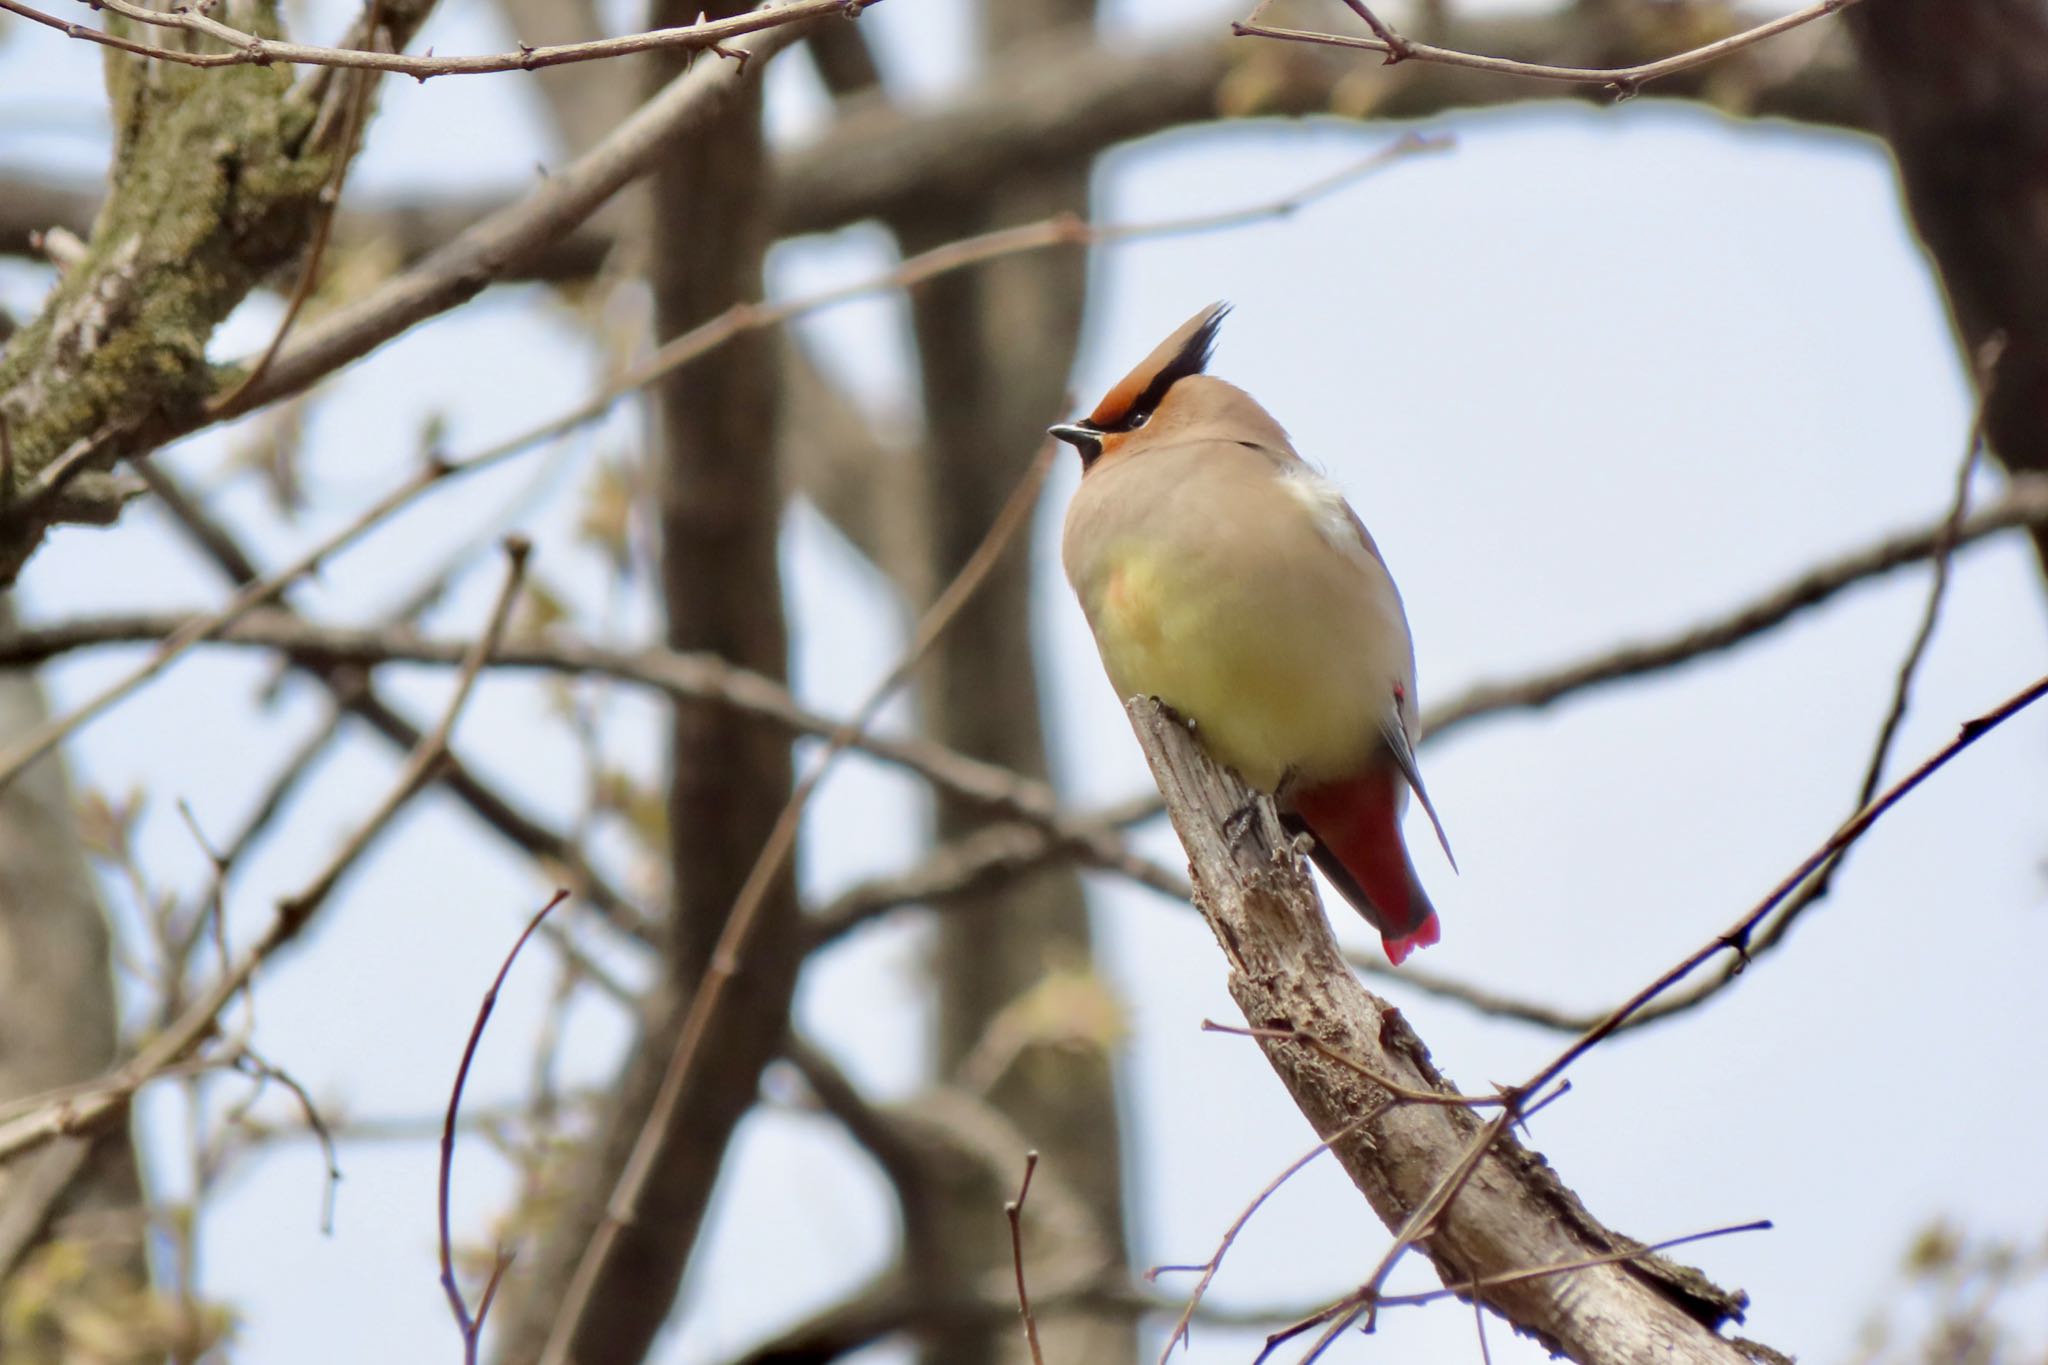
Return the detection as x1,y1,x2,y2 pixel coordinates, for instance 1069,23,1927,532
1847,0,2048,571
0,0,436,583
487,6,801,1360
0,600,149,1363
1125,697,1777,1365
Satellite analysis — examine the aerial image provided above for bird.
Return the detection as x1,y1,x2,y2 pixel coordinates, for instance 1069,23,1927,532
1054,302,1454,964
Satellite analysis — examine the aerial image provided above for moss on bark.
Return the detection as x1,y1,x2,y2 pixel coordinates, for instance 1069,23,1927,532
0,1,428,583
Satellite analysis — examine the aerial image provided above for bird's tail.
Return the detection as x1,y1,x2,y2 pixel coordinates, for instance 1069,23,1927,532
1284,770,1441,965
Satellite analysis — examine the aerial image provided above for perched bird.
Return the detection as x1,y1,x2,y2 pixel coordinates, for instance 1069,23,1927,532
1055,303,1454,964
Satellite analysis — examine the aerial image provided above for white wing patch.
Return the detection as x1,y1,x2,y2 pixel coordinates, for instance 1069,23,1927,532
1280,466,1367,556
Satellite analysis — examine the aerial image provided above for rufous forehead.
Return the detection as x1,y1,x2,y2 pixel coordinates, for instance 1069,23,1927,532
1087,372,1150,428
1082,302,1230,429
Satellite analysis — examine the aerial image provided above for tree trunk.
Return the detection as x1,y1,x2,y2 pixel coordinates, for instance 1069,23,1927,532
901,2,1134,1360
0,600,150,1364
488,10,800,1360
1848,0,2048,570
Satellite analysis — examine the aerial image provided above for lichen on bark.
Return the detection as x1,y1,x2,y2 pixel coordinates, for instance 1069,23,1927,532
0,0,407,584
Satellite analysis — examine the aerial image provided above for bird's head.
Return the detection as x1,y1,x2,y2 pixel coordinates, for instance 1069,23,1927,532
1049,301,1232,471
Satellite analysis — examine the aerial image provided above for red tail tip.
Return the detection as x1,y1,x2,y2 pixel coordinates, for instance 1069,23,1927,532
1382,913,1441,966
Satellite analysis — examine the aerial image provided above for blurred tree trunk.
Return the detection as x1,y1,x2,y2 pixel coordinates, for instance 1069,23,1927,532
0,600,150,1364
488,7,800,1360
899,2,1136,1360
1848,0,2048,572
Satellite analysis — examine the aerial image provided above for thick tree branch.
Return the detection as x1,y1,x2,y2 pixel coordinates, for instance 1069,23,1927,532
1847,0,2048,574
216,17,809,424
0,13,810,589
0,599,146,1346
0,0,439,582
1124,698,1763,1363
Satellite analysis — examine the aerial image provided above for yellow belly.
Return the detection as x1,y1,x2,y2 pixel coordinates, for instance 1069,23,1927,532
1088,550,1383,791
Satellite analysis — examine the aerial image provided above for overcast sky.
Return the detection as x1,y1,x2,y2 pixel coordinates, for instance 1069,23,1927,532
3,1,2046,1361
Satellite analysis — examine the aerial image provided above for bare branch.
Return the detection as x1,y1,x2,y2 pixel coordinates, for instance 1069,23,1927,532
274,136,1449,538
0,0,868,79
0,541,530,1165
441,891,568,1363
134,460,651,945
805,792,1164,948
770,9,1868,240
1235,0,1861,100
0,456,455,792
537,442,1056,1363
203,14,812,425
1517,666,2048,1102
1125,697,1758,1362
1006,1151,1047,1365
1424,474,2048,741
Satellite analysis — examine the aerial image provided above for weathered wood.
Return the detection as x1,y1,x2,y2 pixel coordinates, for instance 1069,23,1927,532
1125,697,1777,1364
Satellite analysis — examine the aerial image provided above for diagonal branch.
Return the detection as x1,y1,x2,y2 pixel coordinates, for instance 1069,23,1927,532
1423,473,2048,741
134,460,650,943
1123,697,1760,1363
0,538,528,1166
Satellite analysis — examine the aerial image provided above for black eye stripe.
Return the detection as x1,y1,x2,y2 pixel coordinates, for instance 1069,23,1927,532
1117,305,1227,430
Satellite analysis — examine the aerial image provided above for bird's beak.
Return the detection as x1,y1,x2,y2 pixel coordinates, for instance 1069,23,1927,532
1047,423,1102,459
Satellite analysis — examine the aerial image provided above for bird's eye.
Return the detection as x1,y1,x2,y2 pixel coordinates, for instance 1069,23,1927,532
1128,411,1150,429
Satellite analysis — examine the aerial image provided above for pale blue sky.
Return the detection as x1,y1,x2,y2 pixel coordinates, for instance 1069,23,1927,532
3,1,2045,1361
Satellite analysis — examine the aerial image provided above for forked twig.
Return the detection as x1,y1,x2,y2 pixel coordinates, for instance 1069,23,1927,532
1151,1112,1380,1362
441,890,570,1363
1006,1150,1046,1365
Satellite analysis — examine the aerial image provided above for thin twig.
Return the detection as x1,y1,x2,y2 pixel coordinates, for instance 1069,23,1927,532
0,454,452,792
1386,1218,1774,1310
403,135,1448,496
207,0,388,413
1424,473,2048,740
1262,1217,1772,1360
805,791,1168,947
281,535,531,919
229,1048,343,1235
1006,1150,1046,1365
1234,0,1859,99
0,538,530,1165
539,444,1058,1363
1727,333,2004,965
1518,667,2048,1105
1201,1021,1514,1111
133,459,650,944
441,890,569,1363
0,0,866,78
1151,1111,1379,1363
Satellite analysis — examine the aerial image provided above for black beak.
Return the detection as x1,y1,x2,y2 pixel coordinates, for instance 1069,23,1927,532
1047,423,1102,461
